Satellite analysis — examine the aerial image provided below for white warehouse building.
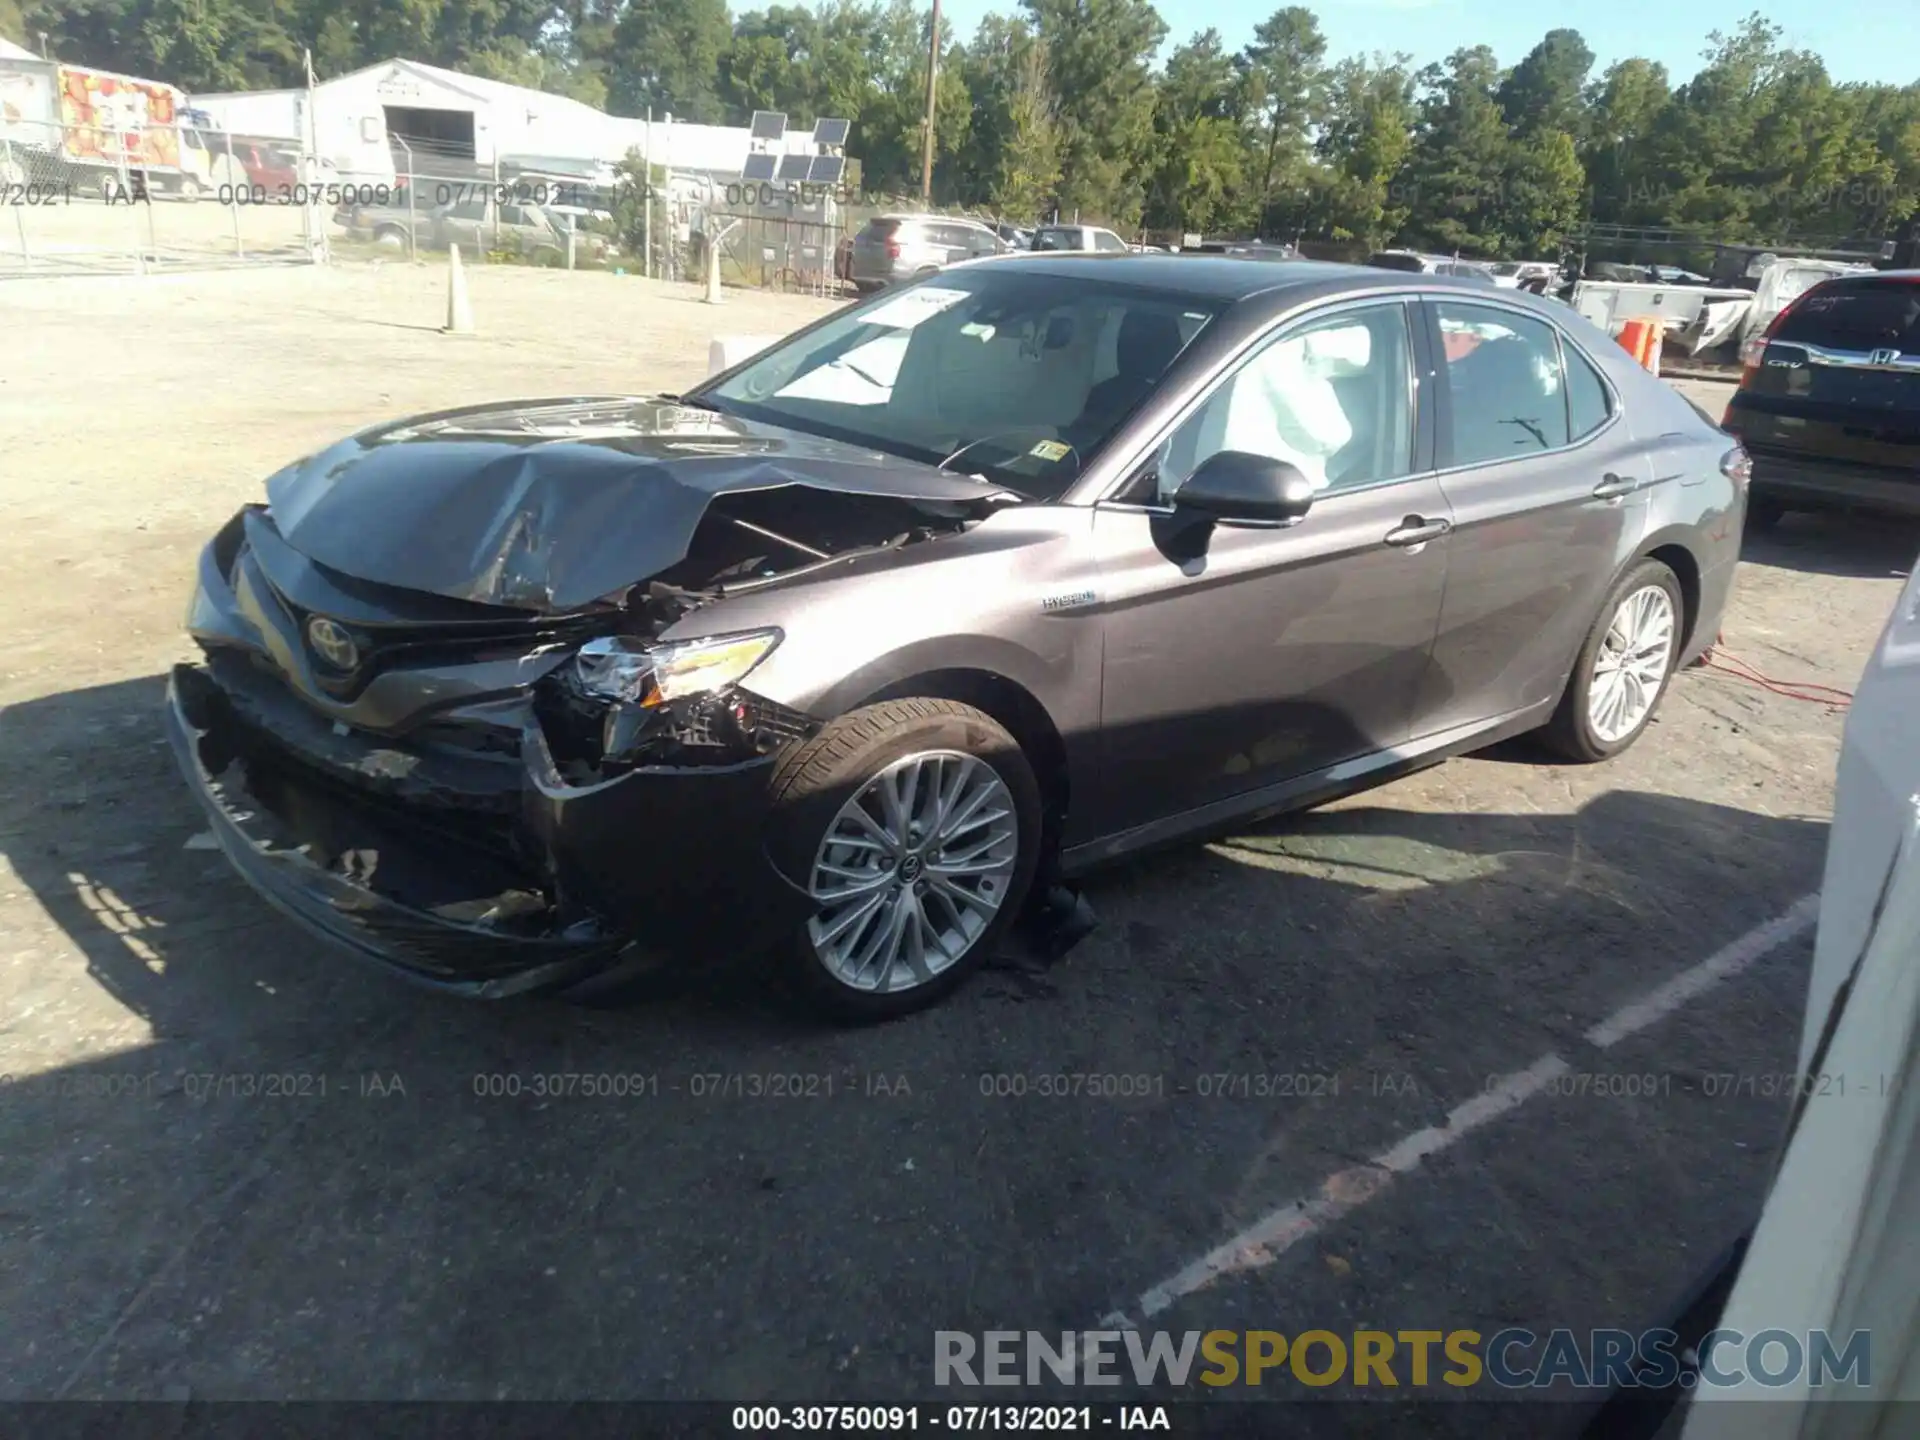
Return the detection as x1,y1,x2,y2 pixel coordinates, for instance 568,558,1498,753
193,58,822,183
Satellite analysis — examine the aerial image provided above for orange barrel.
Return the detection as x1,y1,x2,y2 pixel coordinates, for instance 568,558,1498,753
1617,318,1653,365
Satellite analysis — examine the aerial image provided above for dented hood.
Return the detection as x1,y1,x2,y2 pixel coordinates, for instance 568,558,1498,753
264,396,1003,611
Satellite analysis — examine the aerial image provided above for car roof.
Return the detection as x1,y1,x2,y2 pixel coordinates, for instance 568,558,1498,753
878,213,987,226
982,252,1389,300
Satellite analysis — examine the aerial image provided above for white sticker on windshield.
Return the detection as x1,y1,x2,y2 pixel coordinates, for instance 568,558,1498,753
861,286,971,330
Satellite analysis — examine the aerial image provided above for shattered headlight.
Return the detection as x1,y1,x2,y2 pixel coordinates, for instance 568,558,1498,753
573,630,781,708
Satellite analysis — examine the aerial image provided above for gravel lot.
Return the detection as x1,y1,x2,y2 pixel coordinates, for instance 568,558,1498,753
2,263,1913,1426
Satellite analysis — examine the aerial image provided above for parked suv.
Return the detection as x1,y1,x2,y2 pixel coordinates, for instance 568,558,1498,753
1721,271,1920,526
848,215,1009,290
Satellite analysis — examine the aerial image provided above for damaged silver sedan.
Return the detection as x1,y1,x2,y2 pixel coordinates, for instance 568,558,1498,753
168,257,1743,1017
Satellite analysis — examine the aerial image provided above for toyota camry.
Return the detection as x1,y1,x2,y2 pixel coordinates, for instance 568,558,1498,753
166,256,1747,1019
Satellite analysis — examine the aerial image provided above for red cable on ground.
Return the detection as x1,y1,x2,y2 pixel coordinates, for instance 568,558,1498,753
1695,644,1853,708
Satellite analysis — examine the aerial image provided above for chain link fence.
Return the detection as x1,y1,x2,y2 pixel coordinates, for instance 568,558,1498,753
1,119,325,277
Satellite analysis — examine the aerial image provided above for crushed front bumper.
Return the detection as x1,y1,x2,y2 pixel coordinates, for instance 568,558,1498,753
165,660,816,997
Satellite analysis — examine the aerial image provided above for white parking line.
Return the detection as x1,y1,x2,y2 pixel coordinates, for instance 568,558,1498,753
1108,896,1822,1327
1584,894,1821,1048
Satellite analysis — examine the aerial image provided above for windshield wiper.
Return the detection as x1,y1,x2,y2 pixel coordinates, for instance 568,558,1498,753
663,393,729,413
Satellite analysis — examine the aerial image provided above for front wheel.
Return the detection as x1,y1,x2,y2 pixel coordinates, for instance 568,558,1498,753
1539,559,1684,762
767,699,1042,1022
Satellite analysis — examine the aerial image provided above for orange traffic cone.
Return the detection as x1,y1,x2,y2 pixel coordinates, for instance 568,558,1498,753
1618,319,1653,366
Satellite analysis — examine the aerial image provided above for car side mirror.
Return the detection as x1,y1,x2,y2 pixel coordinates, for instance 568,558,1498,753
1173,451,1316,527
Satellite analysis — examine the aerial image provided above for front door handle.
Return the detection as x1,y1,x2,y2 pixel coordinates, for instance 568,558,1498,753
1384,516,1453,547
1592,473,1641,500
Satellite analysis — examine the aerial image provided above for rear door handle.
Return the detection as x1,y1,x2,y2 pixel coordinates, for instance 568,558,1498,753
1592,473,1641,500
1384,516,1453,547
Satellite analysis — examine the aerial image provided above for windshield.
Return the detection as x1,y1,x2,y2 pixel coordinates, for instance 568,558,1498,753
699,269,1221,500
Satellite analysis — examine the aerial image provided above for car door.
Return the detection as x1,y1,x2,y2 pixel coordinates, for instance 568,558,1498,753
1087,297,1452,840
1414,297,1655,737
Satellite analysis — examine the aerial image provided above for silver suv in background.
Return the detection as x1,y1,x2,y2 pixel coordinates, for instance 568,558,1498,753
849,214,1010,290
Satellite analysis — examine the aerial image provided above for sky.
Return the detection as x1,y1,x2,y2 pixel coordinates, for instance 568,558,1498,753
934,0,1919,88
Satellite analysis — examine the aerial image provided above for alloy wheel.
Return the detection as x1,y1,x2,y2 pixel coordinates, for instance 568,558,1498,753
1588,584,1676,744
805,750,1019,994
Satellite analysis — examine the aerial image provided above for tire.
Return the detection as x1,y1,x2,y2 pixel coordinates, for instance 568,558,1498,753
1746,494,1787,532
177,176,201,202
1539,558,1685,763
766,698,1043,1022
372,226,407,249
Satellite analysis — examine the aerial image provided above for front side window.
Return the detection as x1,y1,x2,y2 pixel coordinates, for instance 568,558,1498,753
703,270,1221,501
1434,301,1570,464
1133,302,1416,505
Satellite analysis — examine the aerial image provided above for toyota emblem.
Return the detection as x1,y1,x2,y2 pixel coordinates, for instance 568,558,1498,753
306,616,360,671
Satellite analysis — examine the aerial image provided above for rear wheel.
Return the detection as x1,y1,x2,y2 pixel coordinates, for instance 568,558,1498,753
1539,559,1684,762
177,176,202,202
768,699,1041,1022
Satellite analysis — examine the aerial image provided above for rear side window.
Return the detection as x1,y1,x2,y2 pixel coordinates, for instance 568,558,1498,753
1434,301,1570,464
1562,342,1612,440
1775,281,1920,351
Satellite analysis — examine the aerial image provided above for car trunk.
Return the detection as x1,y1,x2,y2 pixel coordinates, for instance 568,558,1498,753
1732,278,1920,477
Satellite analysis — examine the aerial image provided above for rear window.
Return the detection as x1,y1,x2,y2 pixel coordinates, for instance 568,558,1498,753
864,219,903,239
1774,280,1920,351
1366,252,1426,273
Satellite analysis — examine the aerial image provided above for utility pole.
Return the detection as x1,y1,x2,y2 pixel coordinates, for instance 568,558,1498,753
920,0,940,203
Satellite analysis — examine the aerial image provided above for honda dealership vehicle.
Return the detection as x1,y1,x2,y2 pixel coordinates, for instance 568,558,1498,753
1720,270,1920,526
166,256,1745,1019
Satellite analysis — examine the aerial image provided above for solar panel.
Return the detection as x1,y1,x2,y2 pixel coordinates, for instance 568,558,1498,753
776,153,812,182
742,153,777,181
811,118,850,147
807,155,845,184
749,111,788,141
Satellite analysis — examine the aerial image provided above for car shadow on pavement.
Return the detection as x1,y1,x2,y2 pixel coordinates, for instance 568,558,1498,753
0,673,1828,1408
1740,511,1920,580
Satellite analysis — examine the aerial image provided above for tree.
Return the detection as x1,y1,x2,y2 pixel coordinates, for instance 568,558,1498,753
1582,57,1672,225
608,0,732,120
1313,53,1417,246
1022,0,1165,225
1241,6,1325,231
1402,45,1513,254
989,36,1059,219
1497,28,1593,141
1143,31,1251,233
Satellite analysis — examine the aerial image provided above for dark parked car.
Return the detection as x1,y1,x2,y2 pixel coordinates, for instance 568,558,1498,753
1721,271,1920,526
166,256,1746,1019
